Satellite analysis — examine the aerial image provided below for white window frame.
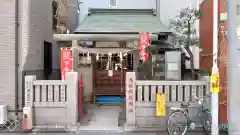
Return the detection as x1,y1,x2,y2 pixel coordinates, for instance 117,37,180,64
109,0,117,8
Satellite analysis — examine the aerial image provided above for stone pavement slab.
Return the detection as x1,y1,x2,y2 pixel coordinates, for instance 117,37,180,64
0,131,228,135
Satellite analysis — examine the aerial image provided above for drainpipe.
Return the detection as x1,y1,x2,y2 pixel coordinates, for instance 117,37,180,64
15,0,20,116
155,0,160,19
211,0,219,134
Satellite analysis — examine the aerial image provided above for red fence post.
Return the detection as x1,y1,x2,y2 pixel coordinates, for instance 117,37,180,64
78,72,84,121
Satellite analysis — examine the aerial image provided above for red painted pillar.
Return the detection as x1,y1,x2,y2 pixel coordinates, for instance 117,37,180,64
78,72,84,121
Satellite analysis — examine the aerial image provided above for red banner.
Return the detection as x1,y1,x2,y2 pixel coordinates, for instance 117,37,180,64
60,48,73,80
139,32,150,61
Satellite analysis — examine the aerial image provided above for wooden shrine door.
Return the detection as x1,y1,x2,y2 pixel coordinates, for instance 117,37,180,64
93,54,133,96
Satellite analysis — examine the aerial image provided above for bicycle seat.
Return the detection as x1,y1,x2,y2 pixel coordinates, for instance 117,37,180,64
181,102,190,108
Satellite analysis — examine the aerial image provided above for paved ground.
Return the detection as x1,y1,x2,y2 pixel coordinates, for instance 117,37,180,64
0,131,228,135
79,105,122,130
0,105,228,135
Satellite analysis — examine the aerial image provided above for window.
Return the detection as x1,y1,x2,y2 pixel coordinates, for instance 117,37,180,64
152,54,165,80
44,41,52,80
109,0,117,8
237,4,240,15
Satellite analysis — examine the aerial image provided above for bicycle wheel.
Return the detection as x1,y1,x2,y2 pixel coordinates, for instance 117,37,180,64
202,110,211,135
167,110,188,135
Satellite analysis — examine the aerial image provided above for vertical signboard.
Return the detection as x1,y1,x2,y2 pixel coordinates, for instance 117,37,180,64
139,32,150,61
60,48,73,80
156,93,166,116
127,77,134,113
125,72,136,126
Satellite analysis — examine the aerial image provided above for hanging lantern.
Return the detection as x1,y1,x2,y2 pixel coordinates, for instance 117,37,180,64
87,52,90,61
82,53,86,64
108,52,112,57
96,53,99,61
106,52,112,70
119,52,123,61
123,53,128,69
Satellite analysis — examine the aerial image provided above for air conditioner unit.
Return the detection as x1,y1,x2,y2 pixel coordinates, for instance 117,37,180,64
0,105,7,125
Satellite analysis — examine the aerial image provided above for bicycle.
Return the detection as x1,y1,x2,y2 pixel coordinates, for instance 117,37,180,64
167,95,211,135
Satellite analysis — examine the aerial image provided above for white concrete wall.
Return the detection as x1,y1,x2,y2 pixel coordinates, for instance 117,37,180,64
18,0,54,108
22,0,52,70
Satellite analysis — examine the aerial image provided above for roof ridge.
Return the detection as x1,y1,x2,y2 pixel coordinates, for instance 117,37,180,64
88,8,156,16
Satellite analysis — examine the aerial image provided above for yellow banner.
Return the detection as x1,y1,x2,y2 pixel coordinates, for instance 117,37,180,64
156,93,166,116
210,73,220,93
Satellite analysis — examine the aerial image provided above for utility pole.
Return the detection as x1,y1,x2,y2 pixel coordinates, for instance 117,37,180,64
227,0,240,134
211,0,219,135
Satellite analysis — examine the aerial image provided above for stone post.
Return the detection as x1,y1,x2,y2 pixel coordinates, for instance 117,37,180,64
65,72,78,125
125,72,136,130
24,75,36,107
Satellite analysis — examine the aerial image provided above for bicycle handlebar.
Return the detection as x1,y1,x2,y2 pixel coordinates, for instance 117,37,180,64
189,94,210,101
187,94,211,105
189,95,201,100
189,96,204,104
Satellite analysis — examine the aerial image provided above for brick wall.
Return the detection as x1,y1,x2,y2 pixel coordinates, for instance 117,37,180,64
199,0,228,123
199,0,213,72
0,0,17,110
218,0,228,123
0,0,55,112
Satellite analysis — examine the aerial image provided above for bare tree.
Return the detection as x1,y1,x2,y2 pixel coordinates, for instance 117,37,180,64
169,7,201,79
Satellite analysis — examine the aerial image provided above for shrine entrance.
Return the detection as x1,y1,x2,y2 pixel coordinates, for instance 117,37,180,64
53,8,171,131
93,53,134,103
72,47,135,130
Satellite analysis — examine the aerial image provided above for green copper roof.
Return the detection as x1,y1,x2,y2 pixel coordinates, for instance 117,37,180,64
75,8,171,34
